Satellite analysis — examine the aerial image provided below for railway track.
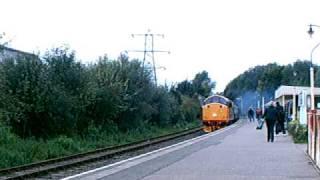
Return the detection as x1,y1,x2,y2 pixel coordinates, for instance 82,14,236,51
0,126,203,180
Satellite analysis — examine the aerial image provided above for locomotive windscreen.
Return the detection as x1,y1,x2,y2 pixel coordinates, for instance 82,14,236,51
203,95,229,105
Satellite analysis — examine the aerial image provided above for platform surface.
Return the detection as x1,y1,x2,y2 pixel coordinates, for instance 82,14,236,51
67,120,320,180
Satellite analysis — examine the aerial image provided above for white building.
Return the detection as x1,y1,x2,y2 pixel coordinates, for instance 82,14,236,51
275,85,320,124
0,46,35,61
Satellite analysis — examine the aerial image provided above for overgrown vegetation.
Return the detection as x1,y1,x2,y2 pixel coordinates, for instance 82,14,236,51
287,120,308,143
0,120,199,169
0,46,215,169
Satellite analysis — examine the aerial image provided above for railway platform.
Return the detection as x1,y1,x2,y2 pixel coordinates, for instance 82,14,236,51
64,120,320,180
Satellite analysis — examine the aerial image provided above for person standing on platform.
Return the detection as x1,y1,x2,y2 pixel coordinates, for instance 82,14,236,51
275,101,286,135
248,108,255,122
255,107,263,129
262,102,277,142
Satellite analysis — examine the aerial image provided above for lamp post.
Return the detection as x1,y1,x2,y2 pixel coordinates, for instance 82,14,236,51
307,24,320,164
293,72,298,120
307,24,320,110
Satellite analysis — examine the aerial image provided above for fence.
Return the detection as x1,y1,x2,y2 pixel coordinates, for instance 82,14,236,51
308,110,320,167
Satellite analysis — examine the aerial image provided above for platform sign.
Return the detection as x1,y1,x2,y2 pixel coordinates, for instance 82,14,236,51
298,90,306,107
299,90,307,124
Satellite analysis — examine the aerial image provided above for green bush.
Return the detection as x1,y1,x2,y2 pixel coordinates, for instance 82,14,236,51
288,120,307,143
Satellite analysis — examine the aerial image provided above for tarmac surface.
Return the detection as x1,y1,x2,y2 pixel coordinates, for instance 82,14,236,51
67,120,320,180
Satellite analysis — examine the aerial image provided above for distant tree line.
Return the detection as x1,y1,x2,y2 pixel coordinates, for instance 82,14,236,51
224,60,319,101
0,47,215,138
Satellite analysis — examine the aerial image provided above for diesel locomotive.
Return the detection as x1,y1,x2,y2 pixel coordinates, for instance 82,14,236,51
202,95,239,132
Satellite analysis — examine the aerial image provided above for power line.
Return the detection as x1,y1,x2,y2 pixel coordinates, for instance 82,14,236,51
128,29,170,85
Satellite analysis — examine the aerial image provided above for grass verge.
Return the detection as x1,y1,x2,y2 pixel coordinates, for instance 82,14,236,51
0,120,200,169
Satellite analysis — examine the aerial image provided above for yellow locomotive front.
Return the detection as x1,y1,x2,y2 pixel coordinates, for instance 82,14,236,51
202,95,234,132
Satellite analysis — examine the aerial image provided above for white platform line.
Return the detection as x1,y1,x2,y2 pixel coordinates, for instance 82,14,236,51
62,121,241,180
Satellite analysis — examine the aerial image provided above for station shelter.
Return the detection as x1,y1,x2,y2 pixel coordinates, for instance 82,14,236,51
275,85,320,125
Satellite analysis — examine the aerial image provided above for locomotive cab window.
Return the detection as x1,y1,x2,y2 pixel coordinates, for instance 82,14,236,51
204,95,229,106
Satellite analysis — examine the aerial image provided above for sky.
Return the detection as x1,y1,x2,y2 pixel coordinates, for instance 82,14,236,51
1,0,320,92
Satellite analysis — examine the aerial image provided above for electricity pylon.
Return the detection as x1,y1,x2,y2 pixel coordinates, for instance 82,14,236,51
129,29,169,85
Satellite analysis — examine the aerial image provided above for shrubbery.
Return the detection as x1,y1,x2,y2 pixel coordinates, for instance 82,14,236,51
288,120,308,143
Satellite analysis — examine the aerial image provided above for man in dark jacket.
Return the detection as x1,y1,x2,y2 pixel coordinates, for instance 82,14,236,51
275,101,286,134
263,102,278,142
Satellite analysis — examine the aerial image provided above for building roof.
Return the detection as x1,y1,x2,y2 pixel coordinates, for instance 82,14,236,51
275,85,320,99
0,45,36,61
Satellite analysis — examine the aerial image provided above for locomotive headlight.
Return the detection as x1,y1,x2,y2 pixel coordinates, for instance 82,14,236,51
212,113,217,117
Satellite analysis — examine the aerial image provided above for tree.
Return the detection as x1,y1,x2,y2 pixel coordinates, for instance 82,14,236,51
0,45,212,138
0,56,48,137
0,32,10,53
192,71,215,97
175,71,215,98
176,80,194,96
224,60,315,104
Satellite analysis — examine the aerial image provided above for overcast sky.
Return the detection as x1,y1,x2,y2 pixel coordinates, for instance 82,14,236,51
1,0,320,92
